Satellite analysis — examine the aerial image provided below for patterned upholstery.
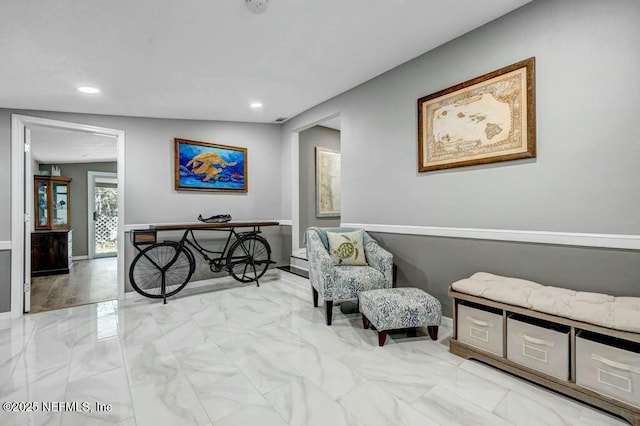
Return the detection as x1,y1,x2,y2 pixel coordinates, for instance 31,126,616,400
359,287,442,331
306,228,393,325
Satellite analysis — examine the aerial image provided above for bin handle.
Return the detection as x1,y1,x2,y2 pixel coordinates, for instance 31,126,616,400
592,354,640,374
523,334,554,347
467,317,489,327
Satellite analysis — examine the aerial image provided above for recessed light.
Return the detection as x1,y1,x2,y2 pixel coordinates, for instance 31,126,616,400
250,102,263,109
77,86,100,94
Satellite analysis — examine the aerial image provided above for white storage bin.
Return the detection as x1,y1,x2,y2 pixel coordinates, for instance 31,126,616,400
457,303,503,356
576,332,640,408
507,314,570,380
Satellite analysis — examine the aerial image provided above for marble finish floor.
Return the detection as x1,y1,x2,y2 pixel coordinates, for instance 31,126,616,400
30,257,118,313
0,274,628,426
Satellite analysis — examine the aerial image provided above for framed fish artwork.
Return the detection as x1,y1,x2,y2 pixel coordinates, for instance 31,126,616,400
174,138,248,192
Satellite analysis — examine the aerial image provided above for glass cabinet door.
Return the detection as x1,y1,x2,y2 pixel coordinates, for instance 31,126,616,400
34,176,71,230
52,182,69,227
36,180,49,228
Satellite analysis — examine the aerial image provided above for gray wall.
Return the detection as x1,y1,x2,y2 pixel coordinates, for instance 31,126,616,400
0,251,10,313
39,162,117,257
0,110,13,313
280,0,640,314
282,0,640,233
374,233,640,316
0,109,283,226
299,125,341,246
0,109,285,311
0,110,11,241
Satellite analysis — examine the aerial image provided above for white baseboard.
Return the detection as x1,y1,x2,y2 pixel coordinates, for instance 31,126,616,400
291,248,307,259
290,257,308,271
441,316,453,329
72,255,88,261
278,269,310,289
341,222,640,250
0,241,11,251
0,311,11,321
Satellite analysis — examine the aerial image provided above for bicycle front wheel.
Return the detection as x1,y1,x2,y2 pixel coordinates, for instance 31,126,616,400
129,242,195,298
226,235,271,283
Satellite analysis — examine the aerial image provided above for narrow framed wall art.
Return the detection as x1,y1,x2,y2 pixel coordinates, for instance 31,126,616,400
315,147,341,217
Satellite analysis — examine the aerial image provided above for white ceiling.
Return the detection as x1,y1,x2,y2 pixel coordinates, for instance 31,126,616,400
0,0,530,123
30,125,117,164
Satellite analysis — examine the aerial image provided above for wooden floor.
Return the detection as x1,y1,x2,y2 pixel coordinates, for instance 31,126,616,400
30,257,118,313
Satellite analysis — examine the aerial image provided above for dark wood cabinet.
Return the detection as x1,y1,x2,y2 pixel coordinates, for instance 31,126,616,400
31,230,73,277
34,176,71,231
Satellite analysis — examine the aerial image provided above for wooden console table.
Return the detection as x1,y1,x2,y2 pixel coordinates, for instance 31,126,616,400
128,221,280,303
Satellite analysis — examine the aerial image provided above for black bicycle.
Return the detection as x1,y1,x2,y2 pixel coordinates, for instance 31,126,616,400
129,223,275,303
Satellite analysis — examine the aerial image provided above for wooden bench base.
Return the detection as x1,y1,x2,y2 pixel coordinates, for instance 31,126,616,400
450,287,640,426
450,339,639,426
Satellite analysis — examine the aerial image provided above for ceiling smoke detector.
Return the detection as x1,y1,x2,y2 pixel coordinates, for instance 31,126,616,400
246,0,268,14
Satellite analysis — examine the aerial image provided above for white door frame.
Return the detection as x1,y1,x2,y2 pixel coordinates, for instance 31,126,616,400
11,114,126,319
87,171,118,260
289,112,340,252
23,128,33,313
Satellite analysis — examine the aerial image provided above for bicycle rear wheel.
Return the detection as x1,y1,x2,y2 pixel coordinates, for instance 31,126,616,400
129,242,195,298
226,235,271,283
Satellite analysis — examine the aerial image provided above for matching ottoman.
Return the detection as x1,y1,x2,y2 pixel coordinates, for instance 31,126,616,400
359,287,442,346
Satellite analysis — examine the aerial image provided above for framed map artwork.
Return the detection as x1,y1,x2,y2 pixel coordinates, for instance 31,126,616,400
418,57,536,172
175,138,247,192
315,147,341,217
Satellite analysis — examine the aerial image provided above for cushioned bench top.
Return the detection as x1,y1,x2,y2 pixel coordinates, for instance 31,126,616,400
451,272,640,334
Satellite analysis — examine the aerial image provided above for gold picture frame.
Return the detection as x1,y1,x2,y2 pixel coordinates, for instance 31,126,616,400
174,138,248,192
418,57,536,172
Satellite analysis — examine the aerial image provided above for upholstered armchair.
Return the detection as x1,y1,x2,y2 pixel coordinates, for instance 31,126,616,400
305,227,393,325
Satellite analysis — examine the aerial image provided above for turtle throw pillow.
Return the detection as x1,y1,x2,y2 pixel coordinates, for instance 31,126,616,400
327,229,368,266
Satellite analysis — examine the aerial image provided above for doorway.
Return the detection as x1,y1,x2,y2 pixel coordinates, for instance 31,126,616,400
88,171,118,259
10,114,125,318
28,128,119,313
285,113,341,277
293,115,341,252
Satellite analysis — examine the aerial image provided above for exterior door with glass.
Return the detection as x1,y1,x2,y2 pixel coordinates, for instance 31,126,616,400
88,171,118,258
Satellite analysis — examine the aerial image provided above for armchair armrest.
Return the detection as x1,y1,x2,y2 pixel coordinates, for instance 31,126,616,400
364,240,393,287
306,230,335,298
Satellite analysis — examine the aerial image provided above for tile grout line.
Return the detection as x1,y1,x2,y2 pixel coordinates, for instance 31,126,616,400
116,309,142,426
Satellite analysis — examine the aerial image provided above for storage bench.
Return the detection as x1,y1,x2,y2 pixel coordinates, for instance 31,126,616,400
449,272,640,426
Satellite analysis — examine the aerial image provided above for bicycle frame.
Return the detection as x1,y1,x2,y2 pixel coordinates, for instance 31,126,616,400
183,227,263,264
130,223,275,304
